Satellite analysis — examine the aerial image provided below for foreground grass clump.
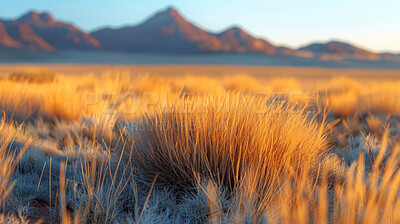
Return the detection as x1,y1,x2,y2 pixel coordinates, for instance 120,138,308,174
127,94,328,220
0,118,31,222
264,129,400,224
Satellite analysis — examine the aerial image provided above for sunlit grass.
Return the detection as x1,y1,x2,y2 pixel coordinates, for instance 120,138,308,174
0,69,400,223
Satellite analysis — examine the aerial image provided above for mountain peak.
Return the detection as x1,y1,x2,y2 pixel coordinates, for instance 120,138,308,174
152,6,183,21
327,40,347,45
92,5,222,53
325,41,357,48
18,11,55,25
225,26,244,32
219,26,248,36
222,26,246,34
137,6,191,32
39,12,54,23
164,6,179,14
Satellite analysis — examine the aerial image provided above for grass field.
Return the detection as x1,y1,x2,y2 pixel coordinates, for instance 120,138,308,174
1,65,400,223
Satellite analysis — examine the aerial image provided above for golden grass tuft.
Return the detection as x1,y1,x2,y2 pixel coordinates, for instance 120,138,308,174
363,81,400,115
129,94,328,205
223,74,266,93
327,91,359,117
267,129,400,223
268,77,302,93
180,75,225,94
366,114,384,134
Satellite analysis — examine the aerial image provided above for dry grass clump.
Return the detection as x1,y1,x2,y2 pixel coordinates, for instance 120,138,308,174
66,154,134,224
197,129,400,223
362,81,400,115
0,78,81,121
223,74,266,93
0,118,30,221
323,78,400,116
0,142,17,212
131,75,177,95
323,77,362,117
366,114,385,134
7,69,55,84
0,213,30,224
267,130,400,223
0,117,137,223
179,75,225,94
268,77,302,93
0,73,129,122
326,77,363,94
128,94,328,208
327,91,359,117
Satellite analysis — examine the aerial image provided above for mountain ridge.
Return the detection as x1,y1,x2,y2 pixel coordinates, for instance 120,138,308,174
0,7,399,63
91,7,314,56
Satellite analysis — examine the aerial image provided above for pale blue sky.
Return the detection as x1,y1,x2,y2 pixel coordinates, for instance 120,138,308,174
1,0,399,52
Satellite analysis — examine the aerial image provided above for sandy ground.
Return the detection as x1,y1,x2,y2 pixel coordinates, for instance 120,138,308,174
1,64,400,89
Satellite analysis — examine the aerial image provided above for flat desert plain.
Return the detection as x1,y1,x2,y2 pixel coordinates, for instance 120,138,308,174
1,64,400,223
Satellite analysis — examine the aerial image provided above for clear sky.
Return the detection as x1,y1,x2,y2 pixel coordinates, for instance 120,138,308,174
1,0,399,53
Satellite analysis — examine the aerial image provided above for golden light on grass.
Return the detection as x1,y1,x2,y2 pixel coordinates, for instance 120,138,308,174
223,74,265,92
0,67,400,223
366,114,384,134
363,81,400,115
0,118,31,222
327,91,359,117
268,77,301,93
127,93,328,222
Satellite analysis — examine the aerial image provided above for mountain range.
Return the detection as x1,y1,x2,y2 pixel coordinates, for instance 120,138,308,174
0,7,399,63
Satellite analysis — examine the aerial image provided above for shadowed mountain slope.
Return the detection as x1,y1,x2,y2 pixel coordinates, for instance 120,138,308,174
0,11,100,51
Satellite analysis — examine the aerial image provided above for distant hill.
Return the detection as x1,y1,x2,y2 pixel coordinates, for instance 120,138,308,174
299,41,400,61
0,11,100,52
